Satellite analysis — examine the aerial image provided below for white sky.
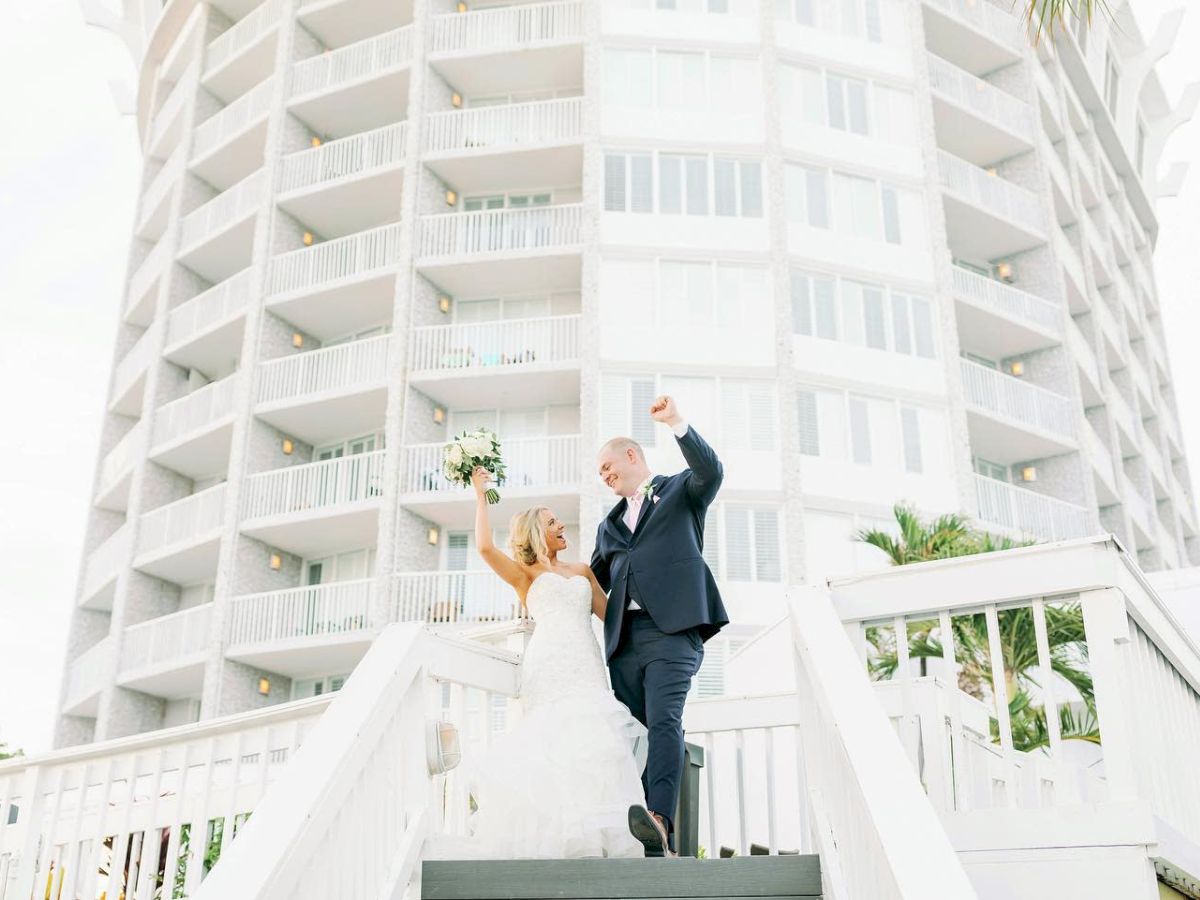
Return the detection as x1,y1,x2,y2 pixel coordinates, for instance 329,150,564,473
0,0,1197,756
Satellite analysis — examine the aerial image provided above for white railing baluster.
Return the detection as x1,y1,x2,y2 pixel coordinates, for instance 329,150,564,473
291,26,414,98
430,1,583,54
193,78,275,161
927,53,1031,139
416,204,583,260
179,168,267,252
424,97,582,155
152,374,239,450
937,150,1044,235
137,483,227,558
950,265,1061,335
267,222,402,297
256,334,390,406
206,0,284,75
280,121,408,195
112,321,161,402
409,315,580,374
241,450,386,522
167,268,255,350
96,420,146,501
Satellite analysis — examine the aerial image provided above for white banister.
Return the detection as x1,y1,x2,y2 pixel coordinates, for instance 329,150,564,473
137,483,227,558
228,579,374,648
927,53,1031,139
80,524,132,601
430,0,583,55
206,0,284,75
950,265,1060,334
193,77,275,161
167,268,256,349
152,374,240,449
256,333,390,406
388,570,521,624
959,358,1075,439
408,314,580,373
147,62,199,151
179,168,267,251
290,25,414,98
416,203,583,259
137,143,187,229
241,450,386,521
973,473,1090,541
63,637,115,711
424,97,583,155
125,238,172,314
266,221,402,297
279,121,408,195
937,150,1044,234
120,602,214,674
111,323,160,400
401,435,580,495
96,420,146,500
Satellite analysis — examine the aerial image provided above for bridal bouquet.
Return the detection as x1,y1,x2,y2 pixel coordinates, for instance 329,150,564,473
443,428,505,504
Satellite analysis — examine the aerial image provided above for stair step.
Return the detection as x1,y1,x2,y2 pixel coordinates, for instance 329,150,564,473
422,856,821,899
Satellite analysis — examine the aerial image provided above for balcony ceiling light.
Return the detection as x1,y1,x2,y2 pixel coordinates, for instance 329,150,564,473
282,438,294,455
451,92,463,108
438,295,451,314
1022,466,1037,482
1009,360,1024,376
269,552,282,570
456,1,467,11
428,526,440,545
303,231,314,246
433,406,446,424
292,332,304,348
258,677,271,695
445,189,458,206
311,136,322,148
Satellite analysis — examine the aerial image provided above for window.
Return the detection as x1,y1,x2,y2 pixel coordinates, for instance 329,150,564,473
778,0,881,41
604,152,653,212
718,505,782,582
848,397,872,464
826,75,869,135
974,457,1008,481
900,407,922,473
801,387,934,475
797,391,819,455
659,154,708,215
881,186,901,244
657,51,706,110
606,152,760,218
776,0,815,25
791,270,935,359
602,375,659,446
714,158,763,217
835,173,881,240
604,49,653,108
721,380,777,451
785,164,830,227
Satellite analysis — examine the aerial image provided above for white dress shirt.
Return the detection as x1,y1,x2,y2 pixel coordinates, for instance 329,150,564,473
624,420,689,610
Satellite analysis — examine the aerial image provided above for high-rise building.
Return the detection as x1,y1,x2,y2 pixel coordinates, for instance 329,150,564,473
57,0,1198,749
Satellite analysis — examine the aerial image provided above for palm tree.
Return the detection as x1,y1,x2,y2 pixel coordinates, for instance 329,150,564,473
0,739,21,761
1025,0,1107,43
856,503,1099,752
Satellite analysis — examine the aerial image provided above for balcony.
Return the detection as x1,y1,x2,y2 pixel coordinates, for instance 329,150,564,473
400,434,581,528
203,0,283,102
407,315,581,408
150,374,240,479
951,266,1060,358
191,76,275,189
927,53,1033,163
1055,228,1087,303
134,483,227,584
265,221,402,340
117,603,213,697
146,63,198,161
226,579,376,677
415,203,583,295
937,150,1045,258
423,98,584,194
1080,210,1112,286
920,0,1023,73
973,474,1091,542
1122,473,1154,542
255,334,391,445
62,636,114,717
1085,419,1118,504
164,268,254,373
960,358,1076,462
240,450,385,556
177,168,266,282
79,524,132,611
297,0,414,48
289,26,414,136
109,323,160,417
95,420,146,512
125,237,172,326
388,570,521,627
135,145,186,241
278,121,408,237
429,1,583,95
1066,320,1102,404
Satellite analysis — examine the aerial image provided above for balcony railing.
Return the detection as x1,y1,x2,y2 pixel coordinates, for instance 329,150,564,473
401,434,580,495
960,358,1075,439
291,26,414,99
267,221,402,297
137,145,186,230
937,151,1043,234
205,0,283,75
136,483,227,558
80,524,131,601
153,374,240,450
147,63,198,151
63,637,114,711
96,420,145,500
279,121,408,195
417,203,583,260
179,168,267,250
430,0,583,55
167,268,255,349
228,580,374,648
424,97,583,155
111,323,160,401
242,450,386,521
926,53,1032,139
1085,419,1115,484
126,238,172,314
951,266,1060,335
921,0,1022,50
1067,320,1100,388
1122,473,1153,533
409,315,579,375
119,602,214,675
257,333,390,406
973,474,1090,541
192,76,275,161
389,571,520,624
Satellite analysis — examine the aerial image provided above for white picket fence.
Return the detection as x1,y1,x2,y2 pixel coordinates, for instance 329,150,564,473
256,334,390,406
266,221,402,298
290,26,414,98
973,474,1091,541
227,580,374,650
959,357,1075,439
408,315,580,374
926,53,1032,139
136,484,227,559
950,265,1061,335
424,97,582,155
279,121,408,195
120,603,214,676
205,0,283,76
166,268,255,350
430,0,582,55
416,204,583,259
241,451,386,522
152,375,239,451
192,77,275,162
937,150,1044,234
400,435,580,495
179,169,267,252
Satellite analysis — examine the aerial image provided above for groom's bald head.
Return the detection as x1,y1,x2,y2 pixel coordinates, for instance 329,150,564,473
598,437,650,497
599,436,645,463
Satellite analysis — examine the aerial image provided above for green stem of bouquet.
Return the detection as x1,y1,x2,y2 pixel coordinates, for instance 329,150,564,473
485,488,500,504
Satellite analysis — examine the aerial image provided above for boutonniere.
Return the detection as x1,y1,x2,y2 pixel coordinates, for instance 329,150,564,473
641,480,659,504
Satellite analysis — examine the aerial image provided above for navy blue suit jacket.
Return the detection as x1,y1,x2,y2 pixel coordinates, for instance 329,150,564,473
590,426,730,661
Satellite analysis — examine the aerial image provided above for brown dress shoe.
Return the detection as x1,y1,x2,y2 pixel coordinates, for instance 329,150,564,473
628,805,677,858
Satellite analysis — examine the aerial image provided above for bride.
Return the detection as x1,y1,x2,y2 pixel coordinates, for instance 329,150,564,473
462,466,647,859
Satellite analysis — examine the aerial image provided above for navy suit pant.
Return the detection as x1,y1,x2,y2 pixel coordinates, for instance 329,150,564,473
608,609,703,850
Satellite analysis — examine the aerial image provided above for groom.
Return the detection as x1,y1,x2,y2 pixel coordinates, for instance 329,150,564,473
591,395,729,857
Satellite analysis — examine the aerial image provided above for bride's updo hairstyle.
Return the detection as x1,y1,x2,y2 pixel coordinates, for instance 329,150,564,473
508,506,552,566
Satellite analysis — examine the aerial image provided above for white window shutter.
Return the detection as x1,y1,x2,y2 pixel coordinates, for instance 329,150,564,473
702,504,721,576
740,161,763,217
604,154,627,211
685,156,708,215
631,378,658,445
791,270,812,335
863,286,887,350
911,296,935,358
660,155,683,214
601,374,629,438
631,155,654,212
814,277,837,339
720,381,748,451
725,505,753,580
848,397,872,464
891,293,912,355
714,157,737,216
447,533,470,571
901,406,923,473
748,382,776,451
753,509,782,581
797,391,819,456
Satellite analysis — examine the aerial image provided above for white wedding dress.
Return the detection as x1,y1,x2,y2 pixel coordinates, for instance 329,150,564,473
466,572,648,859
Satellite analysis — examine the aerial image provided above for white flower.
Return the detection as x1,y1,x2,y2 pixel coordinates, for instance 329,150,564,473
462,435,492,459
446,443,464,468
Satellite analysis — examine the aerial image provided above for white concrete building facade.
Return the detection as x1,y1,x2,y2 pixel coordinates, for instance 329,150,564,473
57,0,1199,748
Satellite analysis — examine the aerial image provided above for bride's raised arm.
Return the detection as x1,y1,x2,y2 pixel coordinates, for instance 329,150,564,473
471,466,528,592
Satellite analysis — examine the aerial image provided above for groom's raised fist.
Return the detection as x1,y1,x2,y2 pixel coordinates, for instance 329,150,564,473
649,395,681,427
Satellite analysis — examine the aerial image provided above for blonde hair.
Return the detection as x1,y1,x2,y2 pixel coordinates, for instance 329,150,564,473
508,506,552,566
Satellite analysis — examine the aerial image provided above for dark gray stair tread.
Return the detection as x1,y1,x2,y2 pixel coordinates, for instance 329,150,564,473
422,856,821,899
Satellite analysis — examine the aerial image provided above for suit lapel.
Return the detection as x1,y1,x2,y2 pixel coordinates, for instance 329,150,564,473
631,476,663,538
607,498,632,541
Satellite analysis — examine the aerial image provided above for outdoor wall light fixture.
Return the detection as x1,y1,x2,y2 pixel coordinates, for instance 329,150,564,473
438,295,451,314
996,261,1013,282
282,438,294,455
311,136,322,148
292,332,304,348
258,677,271,696
433,406,446,425
445,189,458,206
457,1,468,11
427,720,462,774
1009,360,1025,376
985,167,998,177
451,93,463,108
427,526,440,545
303,231,314,246
269,552,282,570
1022,466,1038,482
